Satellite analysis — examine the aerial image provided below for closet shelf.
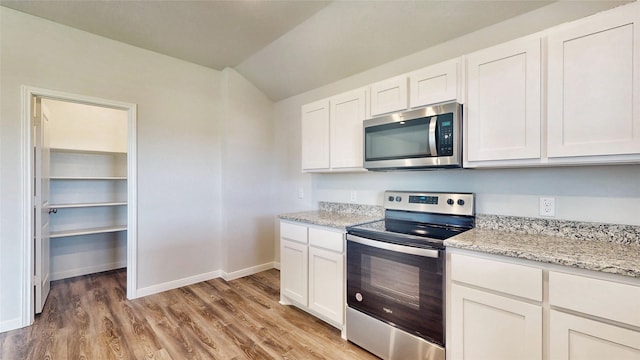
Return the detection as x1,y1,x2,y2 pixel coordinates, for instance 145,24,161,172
50,176,127,180
49,201,127,209
50,147,127,155
50,225,127,238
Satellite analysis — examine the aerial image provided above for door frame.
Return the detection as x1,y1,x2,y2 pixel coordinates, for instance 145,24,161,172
20,86,138,326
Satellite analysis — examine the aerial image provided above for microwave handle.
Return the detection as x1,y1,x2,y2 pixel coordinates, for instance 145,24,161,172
347,234,440,258
428,116,438,156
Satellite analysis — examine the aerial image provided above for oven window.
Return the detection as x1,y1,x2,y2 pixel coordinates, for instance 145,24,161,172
362,254,420,310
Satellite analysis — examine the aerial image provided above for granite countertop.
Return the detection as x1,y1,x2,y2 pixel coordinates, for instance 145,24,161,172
445,215,640,279
278,202,384,229
279,205,640,279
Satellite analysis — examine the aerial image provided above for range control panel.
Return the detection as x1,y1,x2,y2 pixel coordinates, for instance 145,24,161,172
384,191,474,216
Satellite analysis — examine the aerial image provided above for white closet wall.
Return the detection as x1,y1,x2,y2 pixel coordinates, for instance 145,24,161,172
46,100,127,152
43,99,128,280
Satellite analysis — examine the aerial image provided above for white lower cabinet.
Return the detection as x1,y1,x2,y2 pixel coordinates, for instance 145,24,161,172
448,251,640,360
281,238,308,306
451,284,542,360
449,253,542,360
550,310,640,360
549,270,640,360
280,221,345,330
308,246,344,324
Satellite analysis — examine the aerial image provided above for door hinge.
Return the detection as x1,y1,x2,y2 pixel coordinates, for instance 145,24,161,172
33,275,41,286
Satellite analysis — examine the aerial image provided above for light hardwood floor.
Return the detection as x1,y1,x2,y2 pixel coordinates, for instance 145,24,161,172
0,269,378,359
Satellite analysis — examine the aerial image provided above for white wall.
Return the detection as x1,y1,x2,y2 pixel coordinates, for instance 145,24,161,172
219,68,276,277
0,7,222,330
272,0,640,253
44,99,128,152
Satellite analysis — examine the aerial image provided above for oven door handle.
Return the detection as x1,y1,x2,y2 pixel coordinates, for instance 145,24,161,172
346,234,440,258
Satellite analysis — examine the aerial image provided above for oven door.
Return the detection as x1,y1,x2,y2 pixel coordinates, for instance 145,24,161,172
346,234,444,345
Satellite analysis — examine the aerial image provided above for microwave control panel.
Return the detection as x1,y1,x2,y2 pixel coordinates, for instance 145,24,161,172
437,113,454,156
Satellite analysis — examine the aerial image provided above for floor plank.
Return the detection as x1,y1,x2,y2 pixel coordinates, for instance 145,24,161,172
0,268,378,360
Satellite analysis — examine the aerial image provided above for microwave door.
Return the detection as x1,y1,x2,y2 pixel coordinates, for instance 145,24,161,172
365,117,431,161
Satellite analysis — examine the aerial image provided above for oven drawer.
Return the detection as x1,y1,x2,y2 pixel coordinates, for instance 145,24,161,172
309,227,343,252
451,253,542,301
280,221,308,244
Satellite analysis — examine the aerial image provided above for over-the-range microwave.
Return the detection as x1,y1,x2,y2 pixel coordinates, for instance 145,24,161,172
363,102,462,171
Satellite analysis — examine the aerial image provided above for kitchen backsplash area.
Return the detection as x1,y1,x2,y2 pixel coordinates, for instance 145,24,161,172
477,214,640,246
297,199,640,246
318,201,384,217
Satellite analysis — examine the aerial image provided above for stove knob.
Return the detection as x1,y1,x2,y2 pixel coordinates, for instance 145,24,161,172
447,198,454,206
388,196,394,202
457,199,465,206
395,196,402,202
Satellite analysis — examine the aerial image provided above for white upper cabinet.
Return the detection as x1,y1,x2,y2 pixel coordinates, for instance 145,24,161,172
369,75,408,117
409,58,460,108
547,3,640,159
330,88,367,169
465,36,542,163
301,89,367,172
301,100,330,170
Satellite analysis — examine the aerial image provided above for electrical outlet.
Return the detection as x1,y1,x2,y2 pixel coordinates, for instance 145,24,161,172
350,191,357,203
539,197,555,217
298,187,304,199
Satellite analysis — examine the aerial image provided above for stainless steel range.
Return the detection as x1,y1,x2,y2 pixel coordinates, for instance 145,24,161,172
346,191,475,360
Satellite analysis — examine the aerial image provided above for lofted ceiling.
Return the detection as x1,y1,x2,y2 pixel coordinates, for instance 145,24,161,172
0,0,632,101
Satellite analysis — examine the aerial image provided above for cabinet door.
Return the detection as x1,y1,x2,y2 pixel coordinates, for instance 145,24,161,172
547,5,640,158
466,37,541,162
330,88,367,169
301,100,330,170
550,310,640,360
308,246,344,326
280,239,308,306
370,75,408,116
409,58,459,108
450,283,542,360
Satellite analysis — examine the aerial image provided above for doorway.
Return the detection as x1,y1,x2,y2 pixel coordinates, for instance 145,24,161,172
22,86,137,326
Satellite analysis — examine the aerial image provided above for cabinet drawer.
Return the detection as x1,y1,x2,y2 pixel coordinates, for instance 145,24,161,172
280,222,308,244
451,253,542,301
309,227,343,253
549,271,640,327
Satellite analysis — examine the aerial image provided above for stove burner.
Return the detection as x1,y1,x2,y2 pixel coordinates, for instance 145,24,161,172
346,191,475,250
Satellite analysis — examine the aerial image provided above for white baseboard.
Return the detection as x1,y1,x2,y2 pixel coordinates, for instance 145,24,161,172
221,261,276,281
121,262,277,299
273,261,281,270
0,317,25,333
135,270,222,298
51,261,127,281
